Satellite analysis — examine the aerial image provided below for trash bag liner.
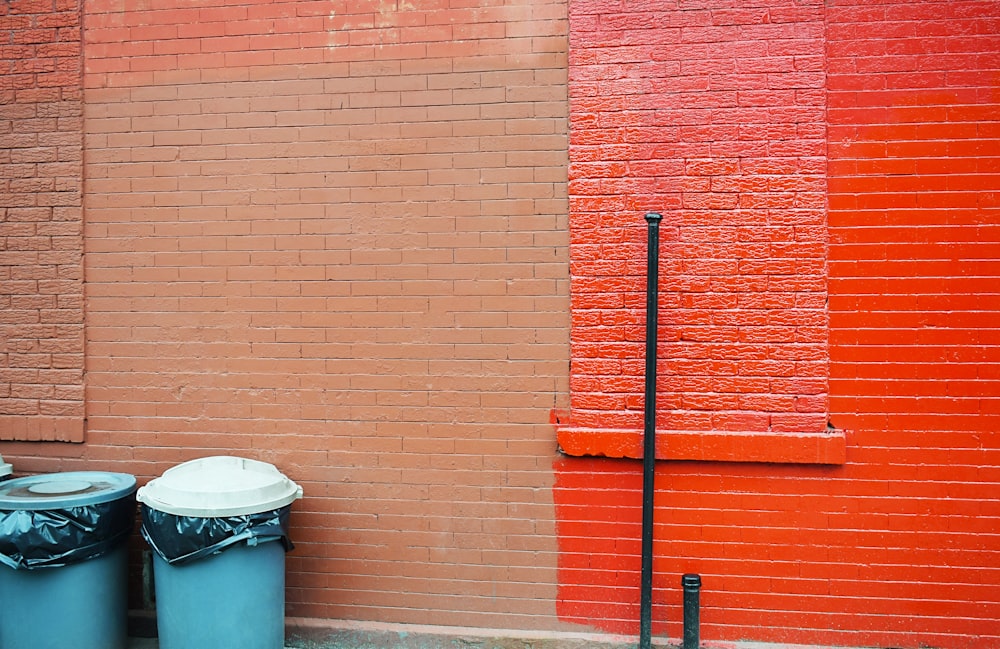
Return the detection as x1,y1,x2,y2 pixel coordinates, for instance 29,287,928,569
0,495,135,570
141,504,293,566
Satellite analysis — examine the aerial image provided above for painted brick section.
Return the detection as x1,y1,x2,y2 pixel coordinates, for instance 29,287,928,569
68,0,571,631
554,1,1000,648
565,0,828,439
827,0,1000,434
0,0,85,441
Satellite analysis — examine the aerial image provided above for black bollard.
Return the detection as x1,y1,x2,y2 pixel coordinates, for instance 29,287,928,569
682,574,701,649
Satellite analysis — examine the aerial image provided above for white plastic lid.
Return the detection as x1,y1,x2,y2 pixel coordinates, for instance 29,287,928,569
0,454,10,479
136,456,303,517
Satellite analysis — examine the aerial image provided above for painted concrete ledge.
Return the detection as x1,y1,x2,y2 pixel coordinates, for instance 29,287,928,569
287,618,652,649
285,618,854,649
129,615,862,649
556,428,847,465
128,614,652,649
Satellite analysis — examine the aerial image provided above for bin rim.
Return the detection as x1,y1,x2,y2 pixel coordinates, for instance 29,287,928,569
0,471,137,510
137,455,303,517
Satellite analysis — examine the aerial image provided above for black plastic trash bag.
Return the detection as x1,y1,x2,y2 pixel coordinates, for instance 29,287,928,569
0,497,136,570
140,504,293,566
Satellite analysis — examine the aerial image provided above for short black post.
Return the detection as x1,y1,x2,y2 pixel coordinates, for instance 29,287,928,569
682,574,701,649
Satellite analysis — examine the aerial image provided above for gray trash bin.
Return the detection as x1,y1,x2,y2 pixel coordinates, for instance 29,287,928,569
138,456,303,649
0,471,137,649
0,454,11,479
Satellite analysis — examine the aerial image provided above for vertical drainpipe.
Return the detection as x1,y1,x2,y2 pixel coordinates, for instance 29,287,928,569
639,212,662,649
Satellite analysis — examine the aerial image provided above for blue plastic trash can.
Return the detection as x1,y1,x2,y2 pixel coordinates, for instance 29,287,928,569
138,456,303,649
0,471,137,649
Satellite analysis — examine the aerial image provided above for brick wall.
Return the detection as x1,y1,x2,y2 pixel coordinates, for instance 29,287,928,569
563,0,828,439
827,0,1000,433
555,1,1000,648
1,0,998,647
66,0,570,630
556,0,839,466
0,0,85,441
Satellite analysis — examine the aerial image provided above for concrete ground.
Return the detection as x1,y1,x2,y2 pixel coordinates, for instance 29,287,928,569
127,635,652,649
127,637,641,649
125,633,835,649
125,618,672,649
128,641,299,649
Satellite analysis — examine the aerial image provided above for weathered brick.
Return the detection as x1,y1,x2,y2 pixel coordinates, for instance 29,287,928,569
0,0,84,441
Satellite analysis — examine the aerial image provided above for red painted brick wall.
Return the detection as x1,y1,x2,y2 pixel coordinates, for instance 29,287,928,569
563,0,829,443
0,0,85,441
827,0,1000,433
555,1,1000,648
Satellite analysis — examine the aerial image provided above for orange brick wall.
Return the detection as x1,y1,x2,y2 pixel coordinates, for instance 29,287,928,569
0,0,85,441
6,0,574,631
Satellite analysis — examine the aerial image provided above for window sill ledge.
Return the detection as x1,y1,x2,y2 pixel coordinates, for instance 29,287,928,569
556,427,846,465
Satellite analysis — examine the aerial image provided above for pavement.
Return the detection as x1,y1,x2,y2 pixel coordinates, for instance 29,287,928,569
126,628,661,649
128,636,317,649
124,618,678,649
128,639,307,649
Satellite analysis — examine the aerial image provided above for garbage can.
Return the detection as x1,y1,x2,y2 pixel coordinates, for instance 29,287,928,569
0,471,137,649
0,454,10,479
138,456,303,649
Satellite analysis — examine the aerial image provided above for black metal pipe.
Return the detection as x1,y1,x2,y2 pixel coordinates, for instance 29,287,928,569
682,574,702,649
639,212,662,649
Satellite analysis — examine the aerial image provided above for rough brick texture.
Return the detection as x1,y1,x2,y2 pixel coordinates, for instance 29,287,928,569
563,0,829,444
555,1,1000,648
0,0,85,441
